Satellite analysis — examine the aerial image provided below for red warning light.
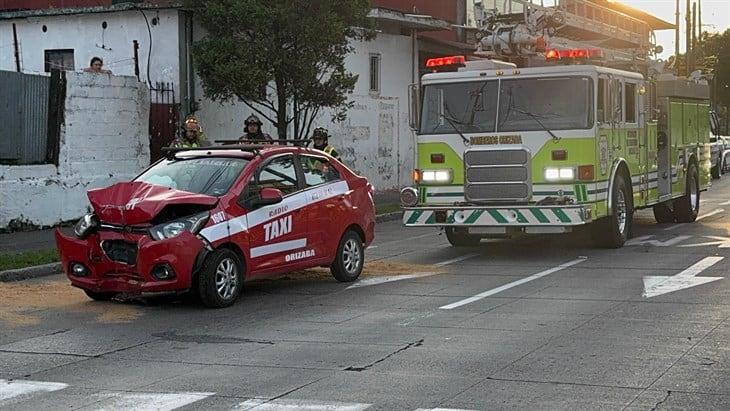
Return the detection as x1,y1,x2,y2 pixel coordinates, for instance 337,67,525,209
426,55,466,68
545,48,604,62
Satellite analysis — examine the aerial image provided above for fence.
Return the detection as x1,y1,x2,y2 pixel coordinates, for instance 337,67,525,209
0,70,64,165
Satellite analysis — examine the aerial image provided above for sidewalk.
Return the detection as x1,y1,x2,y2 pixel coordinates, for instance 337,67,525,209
0,228,59,253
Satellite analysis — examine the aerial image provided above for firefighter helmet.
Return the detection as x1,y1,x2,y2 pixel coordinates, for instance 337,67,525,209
245,115,263,127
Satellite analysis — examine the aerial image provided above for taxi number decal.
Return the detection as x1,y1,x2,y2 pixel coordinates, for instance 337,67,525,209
264,215,292,242
211,211,226,224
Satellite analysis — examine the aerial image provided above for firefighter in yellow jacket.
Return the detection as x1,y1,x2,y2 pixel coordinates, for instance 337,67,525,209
311,127,340,160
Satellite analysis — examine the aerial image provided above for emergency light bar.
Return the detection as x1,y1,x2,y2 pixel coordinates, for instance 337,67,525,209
426,55,466,69
545,48,604,61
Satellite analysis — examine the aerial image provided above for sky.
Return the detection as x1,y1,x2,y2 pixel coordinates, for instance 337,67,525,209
626,0,730,59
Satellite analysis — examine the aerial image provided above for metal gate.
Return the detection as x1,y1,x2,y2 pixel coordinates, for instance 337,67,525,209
149,82,179,163
0,70,53,165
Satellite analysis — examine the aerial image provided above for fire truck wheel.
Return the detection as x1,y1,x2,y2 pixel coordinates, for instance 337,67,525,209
198,248,244,308
673,164,700,223
83,290,115,301
652,202,675,223
594,175,633,248
445,227,482,247
331,230,364,282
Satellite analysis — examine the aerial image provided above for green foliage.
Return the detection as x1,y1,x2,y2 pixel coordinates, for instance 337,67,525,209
187,0,374,139
0,249,58,272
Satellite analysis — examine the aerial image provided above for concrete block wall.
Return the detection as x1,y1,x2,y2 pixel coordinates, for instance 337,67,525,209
0,72,150,230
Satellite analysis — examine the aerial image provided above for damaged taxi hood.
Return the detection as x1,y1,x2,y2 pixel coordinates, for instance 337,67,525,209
88,181,218,225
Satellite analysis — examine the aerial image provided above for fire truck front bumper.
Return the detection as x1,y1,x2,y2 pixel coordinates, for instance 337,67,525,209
403,205,593,234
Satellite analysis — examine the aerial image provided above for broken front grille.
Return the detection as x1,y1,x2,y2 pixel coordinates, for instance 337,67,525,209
101,240,138,265
464,148,531,202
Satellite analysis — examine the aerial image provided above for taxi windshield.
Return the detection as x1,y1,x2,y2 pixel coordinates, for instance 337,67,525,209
136,157,249,197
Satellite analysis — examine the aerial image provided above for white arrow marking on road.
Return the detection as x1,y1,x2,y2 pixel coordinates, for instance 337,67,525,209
626,235,692,247
347,272,440,289
236,398,372,410
0,379,67,403
664,208,725,231
679,236,730,248
440,257,587,310
642,256,724,298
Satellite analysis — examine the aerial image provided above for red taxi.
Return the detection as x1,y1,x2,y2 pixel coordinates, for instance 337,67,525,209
55,144,376,308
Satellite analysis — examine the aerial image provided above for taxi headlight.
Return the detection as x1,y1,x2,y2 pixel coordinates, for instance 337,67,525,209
149,212,209,241
74,213,100,239
421,169,453,183
545,167,575,182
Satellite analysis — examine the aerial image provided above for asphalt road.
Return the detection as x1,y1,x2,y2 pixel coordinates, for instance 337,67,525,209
2,180,730,410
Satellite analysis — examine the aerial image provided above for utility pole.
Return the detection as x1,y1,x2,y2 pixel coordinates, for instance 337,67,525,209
686,0,692,74
692,2,697,51
12,23,20,72
698,0,702,47
675,0,680,60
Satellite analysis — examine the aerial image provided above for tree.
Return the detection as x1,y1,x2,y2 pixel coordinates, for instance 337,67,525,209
187,0,374,139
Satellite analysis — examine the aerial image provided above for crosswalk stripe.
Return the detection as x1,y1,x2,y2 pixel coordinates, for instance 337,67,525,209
235,398,372,411
0,379,68,403
414,409,478,411
90,391,214,411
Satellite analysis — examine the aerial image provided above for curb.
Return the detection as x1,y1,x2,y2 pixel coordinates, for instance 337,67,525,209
375,211,403,223
0,262,62,283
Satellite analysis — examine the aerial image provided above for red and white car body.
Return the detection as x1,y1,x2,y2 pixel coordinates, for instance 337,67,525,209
55,145,375,307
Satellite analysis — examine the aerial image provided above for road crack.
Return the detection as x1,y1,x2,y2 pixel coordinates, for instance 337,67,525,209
344,338,423,372
152,331,275,345
650,390,672,410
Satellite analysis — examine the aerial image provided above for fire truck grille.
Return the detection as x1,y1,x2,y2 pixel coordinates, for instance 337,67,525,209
464,148,531,202
101,240,138,265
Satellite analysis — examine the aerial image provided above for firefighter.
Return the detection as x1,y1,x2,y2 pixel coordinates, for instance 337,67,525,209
171,116,206,148
239,115,272,143
312,127,340,160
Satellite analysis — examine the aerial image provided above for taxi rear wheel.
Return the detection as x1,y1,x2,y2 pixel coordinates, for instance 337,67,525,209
198,249,244,308
331,230,364,282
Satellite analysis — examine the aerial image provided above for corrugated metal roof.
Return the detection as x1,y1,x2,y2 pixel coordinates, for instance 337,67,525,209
0,1,180,20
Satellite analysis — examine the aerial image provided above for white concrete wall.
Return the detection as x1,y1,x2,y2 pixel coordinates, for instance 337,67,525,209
195,33,417,191
0,72,150,229
0,9,181,92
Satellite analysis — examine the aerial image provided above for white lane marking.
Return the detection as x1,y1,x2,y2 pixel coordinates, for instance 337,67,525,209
91,392,213,411
0,379,67,403
235,398,371,410
366,246,378,250
434,253,479,267
440,257,588,310
250,238,307,258
346,272,440,289
720,200,730,206
664,208,724,231
643,256,724,298
626,235,692,247
680,236,730,248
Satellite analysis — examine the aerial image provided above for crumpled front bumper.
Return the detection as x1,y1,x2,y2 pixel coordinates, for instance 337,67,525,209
403,205,592,229
55,229,206,295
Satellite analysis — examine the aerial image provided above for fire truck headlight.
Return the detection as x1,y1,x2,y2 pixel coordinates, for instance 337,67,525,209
421,169,453,184
545,167,575,182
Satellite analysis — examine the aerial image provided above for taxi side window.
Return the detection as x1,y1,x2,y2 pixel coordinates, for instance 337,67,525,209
299,155,341,188
255,155,299,196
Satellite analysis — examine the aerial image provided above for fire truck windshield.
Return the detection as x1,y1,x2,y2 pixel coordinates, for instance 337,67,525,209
420,76,594,135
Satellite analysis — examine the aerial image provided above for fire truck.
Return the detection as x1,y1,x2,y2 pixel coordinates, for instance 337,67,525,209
401,0,712,248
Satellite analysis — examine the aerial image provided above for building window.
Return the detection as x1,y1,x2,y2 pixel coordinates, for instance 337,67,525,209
369,54,381,93
44,49,74,72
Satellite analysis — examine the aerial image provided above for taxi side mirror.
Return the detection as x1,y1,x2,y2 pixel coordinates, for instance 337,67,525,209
242,187,284,210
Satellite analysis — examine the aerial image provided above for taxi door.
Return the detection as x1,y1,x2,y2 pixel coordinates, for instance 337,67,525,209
297,154,349,259
244,154,310,275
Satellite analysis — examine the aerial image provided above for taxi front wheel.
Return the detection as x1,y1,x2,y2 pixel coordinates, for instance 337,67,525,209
198,248,244,308
331,230,364,282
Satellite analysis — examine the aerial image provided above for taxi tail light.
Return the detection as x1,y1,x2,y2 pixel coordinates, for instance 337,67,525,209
426,55,466,69
578,165,595,181
430,153,445,164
